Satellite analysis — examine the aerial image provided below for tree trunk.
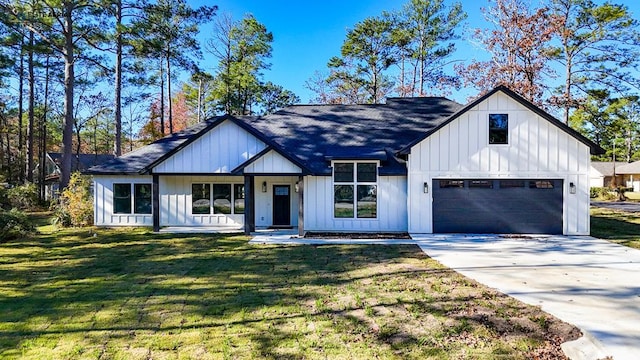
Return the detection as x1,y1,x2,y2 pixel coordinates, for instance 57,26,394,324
40,55,50,201
114,0,122,156
197,78,202,122
26,31,35,183
160,62,165,136
166,53,173,134
60,1,75,190
17,35,24,183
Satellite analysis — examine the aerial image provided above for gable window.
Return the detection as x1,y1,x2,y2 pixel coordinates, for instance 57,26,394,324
191,183,244,215
113,183,152,214
333,162,377,219
489,114,508,144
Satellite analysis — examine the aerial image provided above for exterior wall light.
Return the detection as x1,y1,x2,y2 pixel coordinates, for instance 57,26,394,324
262,181,267,193
423,182,429,193
294,181,299,193
569,182,576,194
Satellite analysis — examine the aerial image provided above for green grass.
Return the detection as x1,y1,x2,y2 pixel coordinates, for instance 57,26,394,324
591,207,640,249
0,218,577,359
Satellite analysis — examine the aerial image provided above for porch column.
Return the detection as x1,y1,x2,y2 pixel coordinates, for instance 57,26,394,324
152,174,159,232
244,175,255,234
298,176,304,237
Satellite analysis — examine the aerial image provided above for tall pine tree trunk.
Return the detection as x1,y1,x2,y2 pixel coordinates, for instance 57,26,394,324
159,62,165,136
26,31,35,183
166,53,173,134
114,0,122,156
39,56,50,201
17,36,24,183
60,1,75,190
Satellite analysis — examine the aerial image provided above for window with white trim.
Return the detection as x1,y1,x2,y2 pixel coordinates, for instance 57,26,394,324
113,183,152,214
191,183,245,215
333,162,377,218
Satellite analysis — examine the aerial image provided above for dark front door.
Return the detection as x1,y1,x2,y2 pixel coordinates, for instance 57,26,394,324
273,185,291,226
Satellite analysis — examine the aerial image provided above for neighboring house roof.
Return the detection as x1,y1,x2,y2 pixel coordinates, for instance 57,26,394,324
616,161,640,174
87,86,604,176
48,152,116,179
591,162,628,176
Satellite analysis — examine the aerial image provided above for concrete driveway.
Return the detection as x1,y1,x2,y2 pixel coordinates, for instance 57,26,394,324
413,234,640,360
592,201,640,213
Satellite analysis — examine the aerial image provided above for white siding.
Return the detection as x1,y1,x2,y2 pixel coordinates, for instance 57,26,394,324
407,91,592,235
253,176,300,228
304,175,407,232
160,175,245,226
244,150,301,174
159,175,299,228
94,175,154,226
153,120,267,173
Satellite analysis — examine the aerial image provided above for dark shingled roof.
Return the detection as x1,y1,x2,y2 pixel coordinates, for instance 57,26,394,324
87,98,462,175
233,97,463,175
86,86,603,176
49,152,116,172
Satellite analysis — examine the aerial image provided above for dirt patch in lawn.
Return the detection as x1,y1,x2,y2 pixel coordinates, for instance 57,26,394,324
304,231,412,239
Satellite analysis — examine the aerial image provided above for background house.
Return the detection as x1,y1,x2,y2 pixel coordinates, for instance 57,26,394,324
589,162,626,188
616,161,640,192
44,152,115,199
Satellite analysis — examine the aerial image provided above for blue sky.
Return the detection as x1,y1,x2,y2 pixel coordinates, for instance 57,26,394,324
192,0,640,104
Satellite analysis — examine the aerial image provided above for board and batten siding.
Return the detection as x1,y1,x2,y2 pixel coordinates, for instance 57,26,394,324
94,175,154,226
153,120,267,174
304,175,407,232
244,150,301,174
407,91,591,235
160,175,245,226
159,175,299,227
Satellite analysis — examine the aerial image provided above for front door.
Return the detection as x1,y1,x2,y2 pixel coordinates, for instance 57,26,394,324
273,185,291,226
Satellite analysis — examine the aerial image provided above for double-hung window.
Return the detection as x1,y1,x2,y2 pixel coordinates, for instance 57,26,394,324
333,162,377,219
113,183,152,214
191,183,245,215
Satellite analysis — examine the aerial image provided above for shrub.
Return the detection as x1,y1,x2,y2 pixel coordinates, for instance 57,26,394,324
54,172,93,227
0,209,36,241
6,183,39,210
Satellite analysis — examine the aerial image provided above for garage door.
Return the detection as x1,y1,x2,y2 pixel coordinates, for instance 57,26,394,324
433,179,563,234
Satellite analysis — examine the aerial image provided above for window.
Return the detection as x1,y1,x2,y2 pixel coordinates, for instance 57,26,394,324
334,163,354,182
469,180,493,188
489,114,508,144
134,184,152,214
213,184,232,214
234,184,245,214
530,180,554,189
333,162,377,218
500,180,525,188
192,184,211,214
439,180,464,188
113,183,131,214
113,183,152,214
334,185,354,218
191,183,245,215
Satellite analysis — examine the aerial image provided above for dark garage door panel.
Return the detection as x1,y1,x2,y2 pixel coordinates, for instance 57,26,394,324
433,179,563,234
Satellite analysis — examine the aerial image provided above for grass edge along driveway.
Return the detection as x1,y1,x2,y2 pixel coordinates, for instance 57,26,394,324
0,223,579,359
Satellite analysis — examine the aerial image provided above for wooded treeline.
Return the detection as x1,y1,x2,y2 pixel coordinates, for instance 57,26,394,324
0,0,298,198
307,0,640,163
1,0,639,198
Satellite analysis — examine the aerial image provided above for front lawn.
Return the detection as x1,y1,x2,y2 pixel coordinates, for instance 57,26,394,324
591,207,640,249
0,222,578,359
